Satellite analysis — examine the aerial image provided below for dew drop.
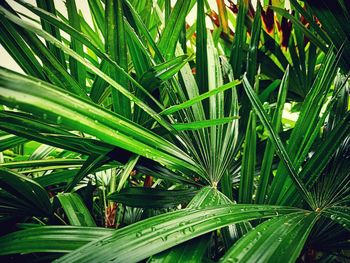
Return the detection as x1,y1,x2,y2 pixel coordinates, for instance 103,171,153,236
145,149,152,158
97,239,109,246
57,116,62,124
226,258,239,262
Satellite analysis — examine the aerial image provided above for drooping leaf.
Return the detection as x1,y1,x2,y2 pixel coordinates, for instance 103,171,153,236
55,204,303,263
0,168,52,217
271,6,328,53
0,67,203,178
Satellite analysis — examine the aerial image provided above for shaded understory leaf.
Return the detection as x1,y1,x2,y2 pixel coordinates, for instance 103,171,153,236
0,168,52,217
108,187,198,209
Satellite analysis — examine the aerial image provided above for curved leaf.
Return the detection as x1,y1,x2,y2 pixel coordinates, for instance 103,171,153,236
220,212,318,262
0,226,114,255
0,67,203,177
0,168,52,216
0,111,115,156
150,187,231,262
149,234,210,263
55,204,303,263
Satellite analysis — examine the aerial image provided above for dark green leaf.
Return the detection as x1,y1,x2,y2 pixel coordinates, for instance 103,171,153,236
108,187,198,208
0,168,52,216
55,204,303,263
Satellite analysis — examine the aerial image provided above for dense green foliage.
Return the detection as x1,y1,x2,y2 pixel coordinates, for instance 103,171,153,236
0,0,349,262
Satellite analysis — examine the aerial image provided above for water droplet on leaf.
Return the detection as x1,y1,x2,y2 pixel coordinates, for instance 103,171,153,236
57,116,62,124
